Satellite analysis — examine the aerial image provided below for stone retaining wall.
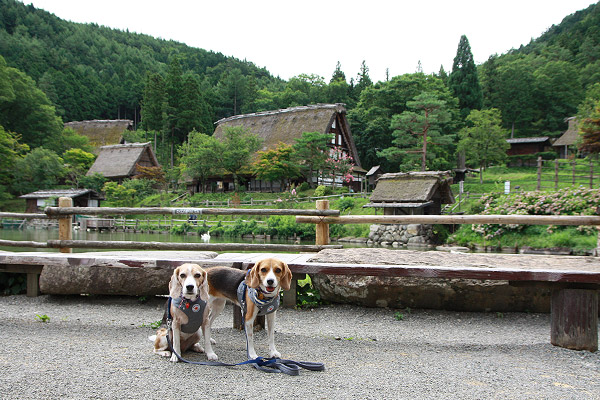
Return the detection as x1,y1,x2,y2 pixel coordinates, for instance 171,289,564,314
367,223,436,248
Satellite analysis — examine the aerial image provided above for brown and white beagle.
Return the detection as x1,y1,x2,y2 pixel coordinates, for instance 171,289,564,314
204,258,292,361
150,263,213,362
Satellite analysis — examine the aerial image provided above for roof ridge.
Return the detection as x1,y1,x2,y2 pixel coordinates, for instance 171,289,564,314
214,103,346,125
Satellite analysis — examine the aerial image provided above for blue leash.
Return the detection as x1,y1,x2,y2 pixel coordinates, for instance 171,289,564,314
165,296,324,375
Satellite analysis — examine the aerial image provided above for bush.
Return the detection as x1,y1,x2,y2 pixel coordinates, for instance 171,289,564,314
335,197,355,212
314,185,332,197
297,182,310,192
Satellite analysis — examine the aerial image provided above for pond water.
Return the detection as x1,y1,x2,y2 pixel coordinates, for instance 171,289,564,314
0,228,365,253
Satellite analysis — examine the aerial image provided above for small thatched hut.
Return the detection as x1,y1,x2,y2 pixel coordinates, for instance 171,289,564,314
200,104,365,192
86,142,159,182
64,120,133,154
20,189,103,213
364,171,455,215
553,117,579,158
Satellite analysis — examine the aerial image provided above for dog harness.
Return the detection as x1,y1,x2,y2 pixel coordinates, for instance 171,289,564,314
237,281,280,317
170,296,206,334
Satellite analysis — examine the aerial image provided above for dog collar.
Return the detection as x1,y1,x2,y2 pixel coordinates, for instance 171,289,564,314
237,281,280,317
170,296,206,334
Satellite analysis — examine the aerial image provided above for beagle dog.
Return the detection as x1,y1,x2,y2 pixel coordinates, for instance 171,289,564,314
204,258,292,361
150,263,212,362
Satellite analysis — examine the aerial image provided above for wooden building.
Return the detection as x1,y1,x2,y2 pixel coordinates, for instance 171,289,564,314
188,104,366,193
86,142,160,182
20,189,103,213
366,165,384,191
364,171,455,215
64,119,133,154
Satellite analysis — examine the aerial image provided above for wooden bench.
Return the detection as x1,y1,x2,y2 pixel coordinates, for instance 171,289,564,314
1,251,598,352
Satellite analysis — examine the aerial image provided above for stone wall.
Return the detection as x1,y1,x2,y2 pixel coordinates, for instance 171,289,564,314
367,224,436,248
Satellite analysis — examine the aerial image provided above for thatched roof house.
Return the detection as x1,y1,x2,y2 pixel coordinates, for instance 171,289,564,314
364,171,455,215
20,189,103,213
86,142,159,182
207,104,365,192
553,117,579,158
64,120,133,153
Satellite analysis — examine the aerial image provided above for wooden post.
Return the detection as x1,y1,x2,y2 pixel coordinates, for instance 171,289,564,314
554,159,559,190
282,273,301,308
58,197,72,253
315,200,330,245
536,157,542,191
551,288,598,352
591,160,594,189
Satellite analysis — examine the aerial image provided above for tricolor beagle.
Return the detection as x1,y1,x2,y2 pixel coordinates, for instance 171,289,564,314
150,263,213,362
204,258,292,360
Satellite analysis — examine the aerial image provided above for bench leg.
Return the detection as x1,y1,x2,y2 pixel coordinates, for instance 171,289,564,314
551,288,598,352
282,274,299,308
26,272,40,297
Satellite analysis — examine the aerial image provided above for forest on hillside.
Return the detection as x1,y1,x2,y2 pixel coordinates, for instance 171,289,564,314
1,0,600,203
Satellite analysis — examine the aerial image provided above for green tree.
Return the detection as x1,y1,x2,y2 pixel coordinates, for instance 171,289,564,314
102,181,136,207
253,142,300,191
215,126,262,191
0,126,29,200
178,131,221,193
379,92,452,171
0,56,63,151
457,109,508,183
165,57,184,166
579,100,600,154
292,131,332,188
449,35,482,119
12,147,65,194
78,172,106,193
141,72,166,147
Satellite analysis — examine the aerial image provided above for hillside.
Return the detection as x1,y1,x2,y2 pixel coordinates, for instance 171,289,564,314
0,0,280,123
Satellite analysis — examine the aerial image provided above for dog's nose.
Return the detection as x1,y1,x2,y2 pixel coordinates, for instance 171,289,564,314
266,279,274,286
186,284,195,292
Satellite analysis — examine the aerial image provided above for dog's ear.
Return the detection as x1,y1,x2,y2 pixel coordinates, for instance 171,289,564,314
169,266,183,298
199,269,209,300
245,263,261,288
279,261,292,291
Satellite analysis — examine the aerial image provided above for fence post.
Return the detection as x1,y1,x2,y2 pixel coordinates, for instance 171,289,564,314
555,159,559,190
58,197,72,253
537,157,542,191
315,200,330,245
590,160,594,189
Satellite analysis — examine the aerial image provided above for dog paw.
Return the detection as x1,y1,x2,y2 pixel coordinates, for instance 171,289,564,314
156,350,171,357
191,343,205,353
269,350,281,359
169,354,179,363
206,352,218,361
210,337,216,345
248,351,258,360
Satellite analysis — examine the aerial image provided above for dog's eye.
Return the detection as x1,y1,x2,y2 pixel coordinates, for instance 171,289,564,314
261,268,267,273
179,274,186,279
194,273,202,278
275,268,282,273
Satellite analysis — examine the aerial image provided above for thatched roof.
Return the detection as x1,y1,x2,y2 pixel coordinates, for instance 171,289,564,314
506,136,550,145
86,142,159,179
213,104,362,168
368,171,455,204
64,119,132,153
20,189,102,200
553,117,579,147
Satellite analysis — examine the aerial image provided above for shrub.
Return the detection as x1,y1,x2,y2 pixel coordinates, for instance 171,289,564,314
335,197,355,212
297,182,310,192
314,185,332,197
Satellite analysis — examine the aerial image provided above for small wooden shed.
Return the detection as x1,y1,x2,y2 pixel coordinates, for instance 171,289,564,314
20,189,103,213
553,117,579,159
364,171,455,215
86,142,160,182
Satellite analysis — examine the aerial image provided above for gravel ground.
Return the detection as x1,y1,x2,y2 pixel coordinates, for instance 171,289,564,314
1,294,599,400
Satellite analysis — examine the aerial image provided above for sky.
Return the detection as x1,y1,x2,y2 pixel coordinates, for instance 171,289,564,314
26,0,598,83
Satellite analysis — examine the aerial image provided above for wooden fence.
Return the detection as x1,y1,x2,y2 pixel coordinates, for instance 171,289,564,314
537,157,600,190
2,198,600,253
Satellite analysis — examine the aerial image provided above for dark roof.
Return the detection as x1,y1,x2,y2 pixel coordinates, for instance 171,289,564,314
86,142,159,179
64,119,132,153
368,171,455,204
553,117,579,147
506,136,550,144
20,189,101,199
213,104,362,168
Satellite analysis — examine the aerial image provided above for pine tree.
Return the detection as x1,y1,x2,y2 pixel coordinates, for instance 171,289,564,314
449,35,482,119
331,61,346,83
